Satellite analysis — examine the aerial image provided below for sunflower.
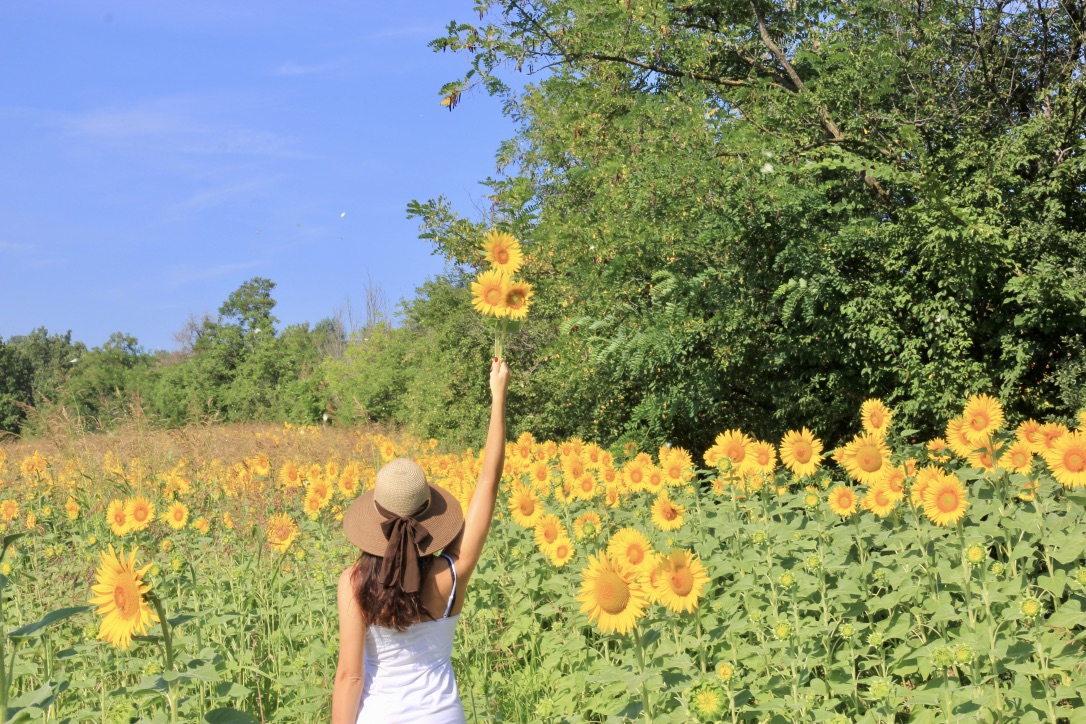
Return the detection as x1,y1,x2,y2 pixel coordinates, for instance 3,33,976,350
967,441,1001,472
1038,423,1069,454
999,440,1034,475
652,549,710,614
779,428,823,478
509,483,543,527
88,545,159,650
961,394,1004,445
573,472,599,501
922,472,969,526
278,461,302,488
861,399,893,438
576,553,649,635
748,440,777,475
165,502,189,531
65,497,80,521
106,499,129,536
692,687,723,718
623,457,650,492
528,460,552,490
502,280,533,320
607,527,655,573
546,536,575,567
303,488,324,519
712,430,752,476
193,517,210,534
533,514,566,552
945,416,980,458
574,511,602,539
0,499,18,522
827,486,859,517
1042,430,1086,489
662,447,694,486
1016,419,1045,452
911,465,943,508
861,483,898,518
470,269,510,317
650,493,686,532
603,485,622,509
925,438,951,463
265,513,299,553
124,497,155,532
563,454,588,480
482,229,524,275
839,433,892,485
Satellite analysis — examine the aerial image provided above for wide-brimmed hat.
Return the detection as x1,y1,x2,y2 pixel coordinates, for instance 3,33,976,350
343,457,464,557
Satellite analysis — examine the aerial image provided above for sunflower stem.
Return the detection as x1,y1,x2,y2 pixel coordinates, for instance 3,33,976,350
148,593,178,724
632,626,654,722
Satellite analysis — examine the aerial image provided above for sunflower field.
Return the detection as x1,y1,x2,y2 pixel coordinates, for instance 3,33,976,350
0,396,1083,722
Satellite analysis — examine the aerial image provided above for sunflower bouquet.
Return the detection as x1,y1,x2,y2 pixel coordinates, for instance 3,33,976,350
470,229,533,359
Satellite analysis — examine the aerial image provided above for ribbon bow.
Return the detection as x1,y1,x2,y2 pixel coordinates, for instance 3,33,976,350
376,500,432,593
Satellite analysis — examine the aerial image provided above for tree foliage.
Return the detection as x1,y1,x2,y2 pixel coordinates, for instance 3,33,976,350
413,0,1086,449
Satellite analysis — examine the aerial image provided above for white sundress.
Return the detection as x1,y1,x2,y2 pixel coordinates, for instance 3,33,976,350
355,554,466,723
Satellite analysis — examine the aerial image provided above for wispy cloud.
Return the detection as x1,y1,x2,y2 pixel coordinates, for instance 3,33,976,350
273,60,342,77
57,95,309,158
169,260,266,287
169,179,278,215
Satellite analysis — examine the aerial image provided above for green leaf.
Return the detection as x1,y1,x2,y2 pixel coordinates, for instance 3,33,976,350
8,605,92,640
204,708,259,724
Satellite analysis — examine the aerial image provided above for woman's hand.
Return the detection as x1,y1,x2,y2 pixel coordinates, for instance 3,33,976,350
490,358,510,399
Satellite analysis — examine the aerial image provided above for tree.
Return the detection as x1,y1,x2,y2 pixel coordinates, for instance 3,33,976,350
408,0,1086,450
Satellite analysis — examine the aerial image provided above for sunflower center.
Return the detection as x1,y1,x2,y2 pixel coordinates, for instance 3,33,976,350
506,290,524,307
580,479,592,492
495,248,509,264
595,570,631,615
969,413,989,431
484,286,503,305
629,470,643,483
626,545,645,565
660,503,677,521
1065,450,1086,472
856,445,883,473
518,499,535,516
869,411,885,428
669,568,694,596
113,512,126,525
133,508,148,522
544,526,558,544
792,441,812,463
556,544,569,558
937,490,959,513
835,492,854,508
725,446,746,463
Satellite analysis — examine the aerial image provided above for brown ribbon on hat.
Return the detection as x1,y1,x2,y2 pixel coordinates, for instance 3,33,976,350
375,500,433,593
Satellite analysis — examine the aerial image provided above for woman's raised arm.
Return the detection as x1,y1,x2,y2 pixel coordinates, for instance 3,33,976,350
444,358,509,581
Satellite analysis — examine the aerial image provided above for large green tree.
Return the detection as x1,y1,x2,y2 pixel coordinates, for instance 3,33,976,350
411,0,1086,451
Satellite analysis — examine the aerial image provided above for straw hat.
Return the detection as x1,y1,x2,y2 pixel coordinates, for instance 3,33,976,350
343,458,464,556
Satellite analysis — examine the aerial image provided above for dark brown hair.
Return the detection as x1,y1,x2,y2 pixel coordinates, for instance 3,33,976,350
352,551,436,631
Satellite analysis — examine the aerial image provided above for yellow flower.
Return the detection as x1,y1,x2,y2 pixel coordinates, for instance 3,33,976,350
962,394,1004,445
1043,430,1086,489
533,514,566,552
65,497,80,520
650,492,686,532
661,447,694,486
124,496,155,532
502,280,533,320
861,482,898,518
24,511,36,530
827,486,858,517
576,553,648,635
779,428,823,478
266,513,298,553
716,662,735,682
106,499,129,536
607,527,655,574
999,440,1034,475
509,483,543,527
471,269,510,317
945,416,980,458
839,433,892,486
0,499,18,522
651,549,709,614
709,430,752,476
922,472,969,526
692,687,723,718
1016,419,1045,452
481,229,524,275
546,536,575,567
1037,422,1069,454
165,502,188,530
574,511,602,539
860,399,893,438
193,517,210,534
88,545,159,650
278,461,303,489
747,440,776,475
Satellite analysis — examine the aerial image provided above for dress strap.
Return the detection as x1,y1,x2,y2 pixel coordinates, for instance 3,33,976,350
440,554,458,618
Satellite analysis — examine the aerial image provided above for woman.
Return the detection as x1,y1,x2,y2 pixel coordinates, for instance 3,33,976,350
331,358,509,723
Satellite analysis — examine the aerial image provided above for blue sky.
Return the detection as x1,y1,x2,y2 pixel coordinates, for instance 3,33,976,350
0,1,516,351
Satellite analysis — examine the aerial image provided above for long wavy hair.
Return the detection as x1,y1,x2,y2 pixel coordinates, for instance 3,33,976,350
352,551,436,631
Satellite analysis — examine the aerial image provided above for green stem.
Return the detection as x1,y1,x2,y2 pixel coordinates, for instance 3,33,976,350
632,626,654,723
149,594,177,724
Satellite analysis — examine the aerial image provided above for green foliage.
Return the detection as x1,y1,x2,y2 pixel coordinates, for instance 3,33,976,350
409,0,1086,451
0,341,33,435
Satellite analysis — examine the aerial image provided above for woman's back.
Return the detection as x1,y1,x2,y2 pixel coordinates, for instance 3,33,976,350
356,555,464,723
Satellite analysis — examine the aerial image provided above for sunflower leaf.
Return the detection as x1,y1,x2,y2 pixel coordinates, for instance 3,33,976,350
8,605,92,641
